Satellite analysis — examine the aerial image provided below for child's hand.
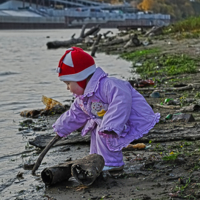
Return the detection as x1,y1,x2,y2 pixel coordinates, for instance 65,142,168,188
56,133,61,138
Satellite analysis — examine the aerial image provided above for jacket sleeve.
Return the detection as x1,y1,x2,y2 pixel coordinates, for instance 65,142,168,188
98,78,132,136
52,98,88,137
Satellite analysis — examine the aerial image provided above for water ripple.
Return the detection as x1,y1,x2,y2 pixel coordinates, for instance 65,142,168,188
0,71,19,76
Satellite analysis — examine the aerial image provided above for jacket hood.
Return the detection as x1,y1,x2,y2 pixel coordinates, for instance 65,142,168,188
81,67,108,99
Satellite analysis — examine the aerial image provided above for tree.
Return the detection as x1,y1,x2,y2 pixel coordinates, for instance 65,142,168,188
137,0,155,11
137,0,196,20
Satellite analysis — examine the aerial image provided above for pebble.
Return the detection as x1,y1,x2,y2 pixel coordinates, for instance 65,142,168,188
150,91,161,98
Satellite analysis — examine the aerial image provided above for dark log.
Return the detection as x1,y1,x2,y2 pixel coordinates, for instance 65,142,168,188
92,27,101,37
103,30,113,38
132,37,141,46
46,25,101,49
71,33,76,39
124,34,140,48
138,132,200,143
46,38,83,49
20,109,43,118
104,34,131,46
145,26,163,37
91,34,102,57
41,161,73,185
84,25,100,38
41,154,104,186
32,135,61,174
93,34,102,46
180,104,200,112
72,154,104,186
79,24,87,38
172,113,195,123
29,132,90,148
84,36,94,47
106,38,124,45
91,46,98,57
20,104,66,118
134,127,200,143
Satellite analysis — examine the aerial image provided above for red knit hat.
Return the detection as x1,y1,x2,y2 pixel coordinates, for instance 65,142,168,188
56,47,96,89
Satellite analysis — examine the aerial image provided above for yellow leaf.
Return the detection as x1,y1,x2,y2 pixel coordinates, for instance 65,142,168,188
42,95,63,110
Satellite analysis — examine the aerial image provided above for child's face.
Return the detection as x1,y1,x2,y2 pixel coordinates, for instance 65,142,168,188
64,81,84,96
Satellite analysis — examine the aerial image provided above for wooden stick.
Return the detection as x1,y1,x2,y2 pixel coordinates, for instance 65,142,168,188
32,134,61,174
91,34,102,57
135,85,193,92
154,104,180,109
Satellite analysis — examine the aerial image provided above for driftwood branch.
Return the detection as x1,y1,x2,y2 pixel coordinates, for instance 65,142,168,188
83,25,100,38
135,85,194,92
137,131,200,143
145,26,163,37
32,134,61,174
103,30,113,38
104,34,133,46
180,104,200,112
29,132,90,149
71,33,76,39
91,34,102,57
79,24,87,38
124,34,141,48
46,25,101,49
154,104,181,109
91,26,101,37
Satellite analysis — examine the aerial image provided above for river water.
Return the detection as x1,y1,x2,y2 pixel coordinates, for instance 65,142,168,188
0,29,134,199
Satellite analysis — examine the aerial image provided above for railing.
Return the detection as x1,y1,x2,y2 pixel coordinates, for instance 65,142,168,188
0,15,65,23
40,8,171,21
44,9,170,21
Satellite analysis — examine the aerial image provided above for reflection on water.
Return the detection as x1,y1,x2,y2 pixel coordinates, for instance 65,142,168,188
0,29,133,199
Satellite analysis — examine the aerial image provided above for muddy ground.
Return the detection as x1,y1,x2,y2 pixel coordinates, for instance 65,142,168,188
22,34,200,200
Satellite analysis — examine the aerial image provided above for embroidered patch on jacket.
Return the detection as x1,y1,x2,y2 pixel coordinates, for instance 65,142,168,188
91,100,108,118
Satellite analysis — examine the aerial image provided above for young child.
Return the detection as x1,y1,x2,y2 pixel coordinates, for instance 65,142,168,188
53,47,160,171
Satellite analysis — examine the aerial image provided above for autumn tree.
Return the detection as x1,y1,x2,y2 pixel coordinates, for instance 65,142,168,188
137,0,195,20
137,0,155,11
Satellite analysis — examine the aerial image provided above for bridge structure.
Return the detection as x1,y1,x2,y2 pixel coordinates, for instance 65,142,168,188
1,0,133,11
0,0,170,29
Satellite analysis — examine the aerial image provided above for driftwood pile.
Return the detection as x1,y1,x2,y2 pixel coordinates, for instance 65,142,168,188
46,25,163,56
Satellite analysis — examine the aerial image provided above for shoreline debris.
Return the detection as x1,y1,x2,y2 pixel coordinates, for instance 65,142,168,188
41,154,104,186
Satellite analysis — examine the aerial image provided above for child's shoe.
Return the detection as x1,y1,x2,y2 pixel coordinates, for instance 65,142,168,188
102,165,124,172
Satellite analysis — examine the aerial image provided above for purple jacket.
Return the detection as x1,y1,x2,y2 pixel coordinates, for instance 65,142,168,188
53,67,160,151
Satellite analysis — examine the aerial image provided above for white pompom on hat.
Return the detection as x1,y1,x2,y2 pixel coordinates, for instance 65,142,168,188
56,47,96,82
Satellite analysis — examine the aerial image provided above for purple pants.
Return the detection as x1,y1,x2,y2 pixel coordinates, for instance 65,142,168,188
89,126,124,167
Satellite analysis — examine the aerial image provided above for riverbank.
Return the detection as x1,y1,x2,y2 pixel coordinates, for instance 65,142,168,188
0,29,135,200
18,25,200,199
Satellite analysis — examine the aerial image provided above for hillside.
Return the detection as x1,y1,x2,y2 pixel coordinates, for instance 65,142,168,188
92,0,200,20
